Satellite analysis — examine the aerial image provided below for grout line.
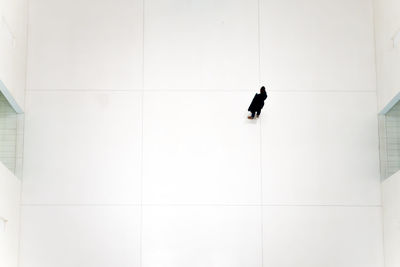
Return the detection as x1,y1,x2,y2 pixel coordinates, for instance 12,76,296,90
379,189,386,267
380,127,387,266
26,89,144,92
371,0,380,115
139,1,145,267
145,204,381,207
20,203,383,207
139,74,144,266
17,0,31,265
25,89,378,93
371,15,387,265
21,204,142,207
259,118,264,267
259,132,265,263
257,0,264,266
257,0,262,85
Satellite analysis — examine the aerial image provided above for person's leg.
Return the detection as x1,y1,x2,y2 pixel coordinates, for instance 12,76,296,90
256,109,261,118
248,111,256,119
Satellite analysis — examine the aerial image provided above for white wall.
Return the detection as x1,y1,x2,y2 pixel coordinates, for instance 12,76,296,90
20,0,384,267
374,0,400,266
0,0,27,109
382,172,400,267
0,163,21,267
374,0,400,111
0,0,26,266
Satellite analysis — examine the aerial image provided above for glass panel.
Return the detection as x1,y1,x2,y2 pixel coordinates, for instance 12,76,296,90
380,100,400,180
0,91,23,177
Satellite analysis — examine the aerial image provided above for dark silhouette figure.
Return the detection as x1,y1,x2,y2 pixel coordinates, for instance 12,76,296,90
248,86,267,119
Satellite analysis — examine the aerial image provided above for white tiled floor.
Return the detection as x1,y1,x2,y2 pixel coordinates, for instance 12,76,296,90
22,91,142,204
144,0,259,91
260,0,376,92
382,173,400,267
27,0,143,90
261,92,381,205
19,0,385,266
142,92,261,205
263,206,384,267
19,206,141,267
142,206,262,267
20,90,383,266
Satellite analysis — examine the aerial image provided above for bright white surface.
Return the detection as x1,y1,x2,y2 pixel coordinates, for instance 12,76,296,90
143,92,261,204
142,206,262,267
382,172,400,267
261,0,376,92
0,0,27,109
20,0,384,266
374,0,400,110
27,0,143,90
0,221,3,266
262,92,381,205
19,206,141,267
0,219,4,267
22,92,142,204
0,0,25,265
393,30,400,48
0,162,21,267
0,218,5,230
144,0,259,91
263,206,384,267
374,0,400,265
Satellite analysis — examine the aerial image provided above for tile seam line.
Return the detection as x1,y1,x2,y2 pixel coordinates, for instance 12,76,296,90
25,89,377,93
17,0,31,266
257,0,264,265
371,3,385,263
20,204,383,207
139,0,145,267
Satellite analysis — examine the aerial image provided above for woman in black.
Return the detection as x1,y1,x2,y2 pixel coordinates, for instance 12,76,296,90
248,86,267,119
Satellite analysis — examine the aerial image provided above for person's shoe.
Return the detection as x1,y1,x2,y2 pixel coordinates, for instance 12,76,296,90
256,115,260,118
248,116,254,120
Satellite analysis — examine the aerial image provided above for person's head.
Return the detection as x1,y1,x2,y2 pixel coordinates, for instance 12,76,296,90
260,86,266,94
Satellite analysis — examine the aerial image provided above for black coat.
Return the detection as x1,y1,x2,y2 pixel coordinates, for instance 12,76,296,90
248,92,267,112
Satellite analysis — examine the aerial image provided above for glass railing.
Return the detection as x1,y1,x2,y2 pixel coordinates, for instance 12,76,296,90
379,95,400,180
0,90,23,178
